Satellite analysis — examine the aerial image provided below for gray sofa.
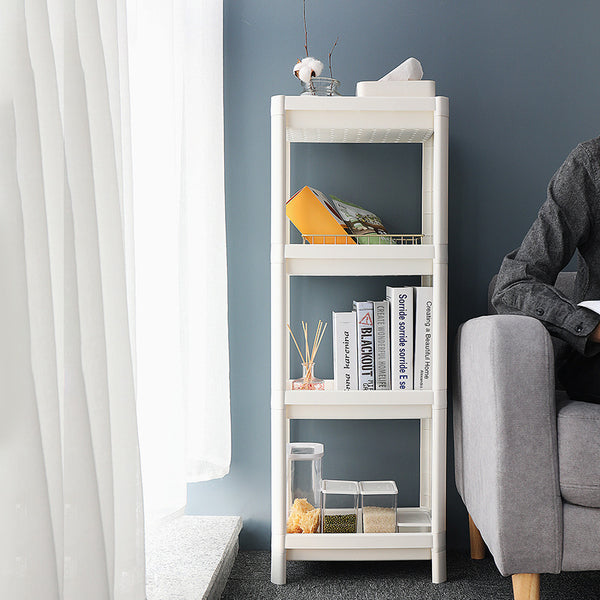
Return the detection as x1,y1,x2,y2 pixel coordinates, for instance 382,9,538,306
453,272,600,600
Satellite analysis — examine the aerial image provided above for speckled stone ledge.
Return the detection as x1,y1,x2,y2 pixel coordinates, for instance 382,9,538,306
146,515,242,599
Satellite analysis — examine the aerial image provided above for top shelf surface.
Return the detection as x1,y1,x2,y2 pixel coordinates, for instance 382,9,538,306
272,95,448,144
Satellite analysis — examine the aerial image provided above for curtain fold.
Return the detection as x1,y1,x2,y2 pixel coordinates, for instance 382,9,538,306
180,0,230,484
129,0,230,520
1,0,144,597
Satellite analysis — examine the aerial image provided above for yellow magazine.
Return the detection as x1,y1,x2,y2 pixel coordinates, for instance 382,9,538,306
286,186,355,244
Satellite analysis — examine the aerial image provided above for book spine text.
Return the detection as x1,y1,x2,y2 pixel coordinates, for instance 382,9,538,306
332,312,358,391
386,287,414,390
353,301,375,391
373,300,391,390
414,287,433,390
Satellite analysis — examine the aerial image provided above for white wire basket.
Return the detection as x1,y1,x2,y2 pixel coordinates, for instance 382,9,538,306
300,233,423,245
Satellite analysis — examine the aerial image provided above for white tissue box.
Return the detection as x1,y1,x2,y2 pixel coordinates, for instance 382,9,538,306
355,80,435,97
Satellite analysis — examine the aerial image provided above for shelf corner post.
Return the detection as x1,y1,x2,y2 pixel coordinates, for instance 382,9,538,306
431,96,449,584
271,96,287,584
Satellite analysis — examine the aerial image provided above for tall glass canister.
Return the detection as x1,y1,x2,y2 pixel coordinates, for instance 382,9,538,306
287,442,324,520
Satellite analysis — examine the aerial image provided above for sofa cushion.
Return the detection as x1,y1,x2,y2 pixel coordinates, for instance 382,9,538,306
557,400,600,508
562,502,600,571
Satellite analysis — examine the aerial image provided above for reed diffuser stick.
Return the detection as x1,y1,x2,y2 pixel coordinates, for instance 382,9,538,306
310,320,321,363
287,324,305,364
312,322,327,363
303,321,309,366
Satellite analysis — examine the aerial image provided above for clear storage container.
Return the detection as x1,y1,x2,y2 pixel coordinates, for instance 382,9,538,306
359,480,398,533
287,443,324,515
320,480,359,533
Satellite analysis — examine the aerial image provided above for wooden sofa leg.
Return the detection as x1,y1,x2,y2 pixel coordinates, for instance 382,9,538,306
512,573,540,600
468,514,486,559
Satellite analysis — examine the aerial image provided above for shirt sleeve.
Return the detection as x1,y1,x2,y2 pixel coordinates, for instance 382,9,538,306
492,145,600,357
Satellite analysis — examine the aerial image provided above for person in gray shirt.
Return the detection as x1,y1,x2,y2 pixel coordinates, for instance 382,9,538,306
492,137,600,404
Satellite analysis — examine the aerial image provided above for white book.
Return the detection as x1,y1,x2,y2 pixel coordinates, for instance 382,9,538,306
332,312,358,391
414,287,433,390
386,287,414,390
372,300,391,390
353,301,375,391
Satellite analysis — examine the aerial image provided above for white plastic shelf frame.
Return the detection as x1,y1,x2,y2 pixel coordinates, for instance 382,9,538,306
270,94,449,586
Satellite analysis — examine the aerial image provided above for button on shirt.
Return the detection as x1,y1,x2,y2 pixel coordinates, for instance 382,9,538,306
492,137,600,358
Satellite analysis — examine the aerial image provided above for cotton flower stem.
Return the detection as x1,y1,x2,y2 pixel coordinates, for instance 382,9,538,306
328,35,339,78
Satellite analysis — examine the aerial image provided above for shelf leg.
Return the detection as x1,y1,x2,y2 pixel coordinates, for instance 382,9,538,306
270,405,286,584
431,405,447,583
432,547,447,584
271,533,286,585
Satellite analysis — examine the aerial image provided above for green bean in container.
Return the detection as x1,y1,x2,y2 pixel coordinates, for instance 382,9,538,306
322,513,357,533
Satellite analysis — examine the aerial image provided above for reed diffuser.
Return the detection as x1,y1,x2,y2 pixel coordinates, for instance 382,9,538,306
288,320,327,390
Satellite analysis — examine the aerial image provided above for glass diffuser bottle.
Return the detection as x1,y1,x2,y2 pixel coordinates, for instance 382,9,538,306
291,362,325,390
288,320,327,391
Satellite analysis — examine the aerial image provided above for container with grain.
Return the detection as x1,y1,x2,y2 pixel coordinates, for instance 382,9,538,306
359,480,398,533
320,480,359,534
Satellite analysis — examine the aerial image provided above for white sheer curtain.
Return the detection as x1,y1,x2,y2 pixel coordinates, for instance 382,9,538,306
129,0,231,519
1,0,144,598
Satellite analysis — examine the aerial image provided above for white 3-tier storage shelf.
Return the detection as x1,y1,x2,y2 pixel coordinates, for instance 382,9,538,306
270,94,448,585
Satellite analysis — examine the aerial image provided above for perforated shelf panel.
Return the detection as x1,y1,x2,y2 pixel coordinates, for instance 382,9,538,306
278,95,442,144
287,127,434,144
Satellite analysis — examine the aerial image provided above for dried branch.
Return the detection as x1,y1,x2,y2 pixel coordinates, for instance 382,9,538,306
328,35,339,79
303,0,309,57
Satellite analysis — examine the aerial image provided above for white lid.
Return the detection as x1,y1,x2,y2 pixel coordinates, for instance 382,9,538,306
359,480,398,495
355,80,435,97
287,442,324,460
321,479,359,495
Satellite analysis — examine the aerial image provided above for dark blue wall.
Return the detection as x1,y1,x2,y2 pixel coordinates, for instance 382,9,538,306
186,0,600,551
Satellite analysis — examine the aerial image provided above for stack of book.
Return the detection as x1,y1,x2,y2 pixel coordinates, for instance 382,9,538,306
332,287,433,391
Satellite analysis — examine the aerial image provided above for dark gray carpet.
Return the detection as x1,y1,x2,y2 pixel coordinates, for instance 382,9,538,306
222,551,600,599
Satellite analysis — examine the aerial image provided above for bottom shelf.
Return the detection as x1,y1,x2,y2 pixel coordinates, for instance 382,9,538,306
285,508,432,561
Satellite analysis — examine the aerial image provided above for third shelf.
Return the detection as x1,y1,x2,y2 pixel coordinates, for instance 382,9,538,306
285,383,434,419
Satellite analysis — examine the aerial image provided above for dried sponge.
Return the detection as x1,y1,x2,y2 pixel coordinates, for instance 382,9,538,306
286,498,320,534
289,498,314,514
299,507,320,533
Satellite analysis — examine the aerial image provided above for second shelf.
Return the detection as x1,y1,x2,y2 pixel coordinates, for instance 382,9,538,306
283,243,437,276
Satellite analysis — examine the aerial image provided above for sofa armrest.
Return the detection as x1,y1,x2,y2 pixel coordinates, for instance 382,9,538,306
453,315,563,575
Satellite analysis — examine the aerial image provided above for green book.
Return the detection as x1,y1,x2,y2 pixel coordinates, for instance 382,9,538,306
330,196,392,244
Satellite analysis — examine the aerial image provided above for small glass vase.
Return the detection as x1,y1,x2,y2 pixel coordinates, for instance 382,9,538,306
301,77,341,97
291,362,325,390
